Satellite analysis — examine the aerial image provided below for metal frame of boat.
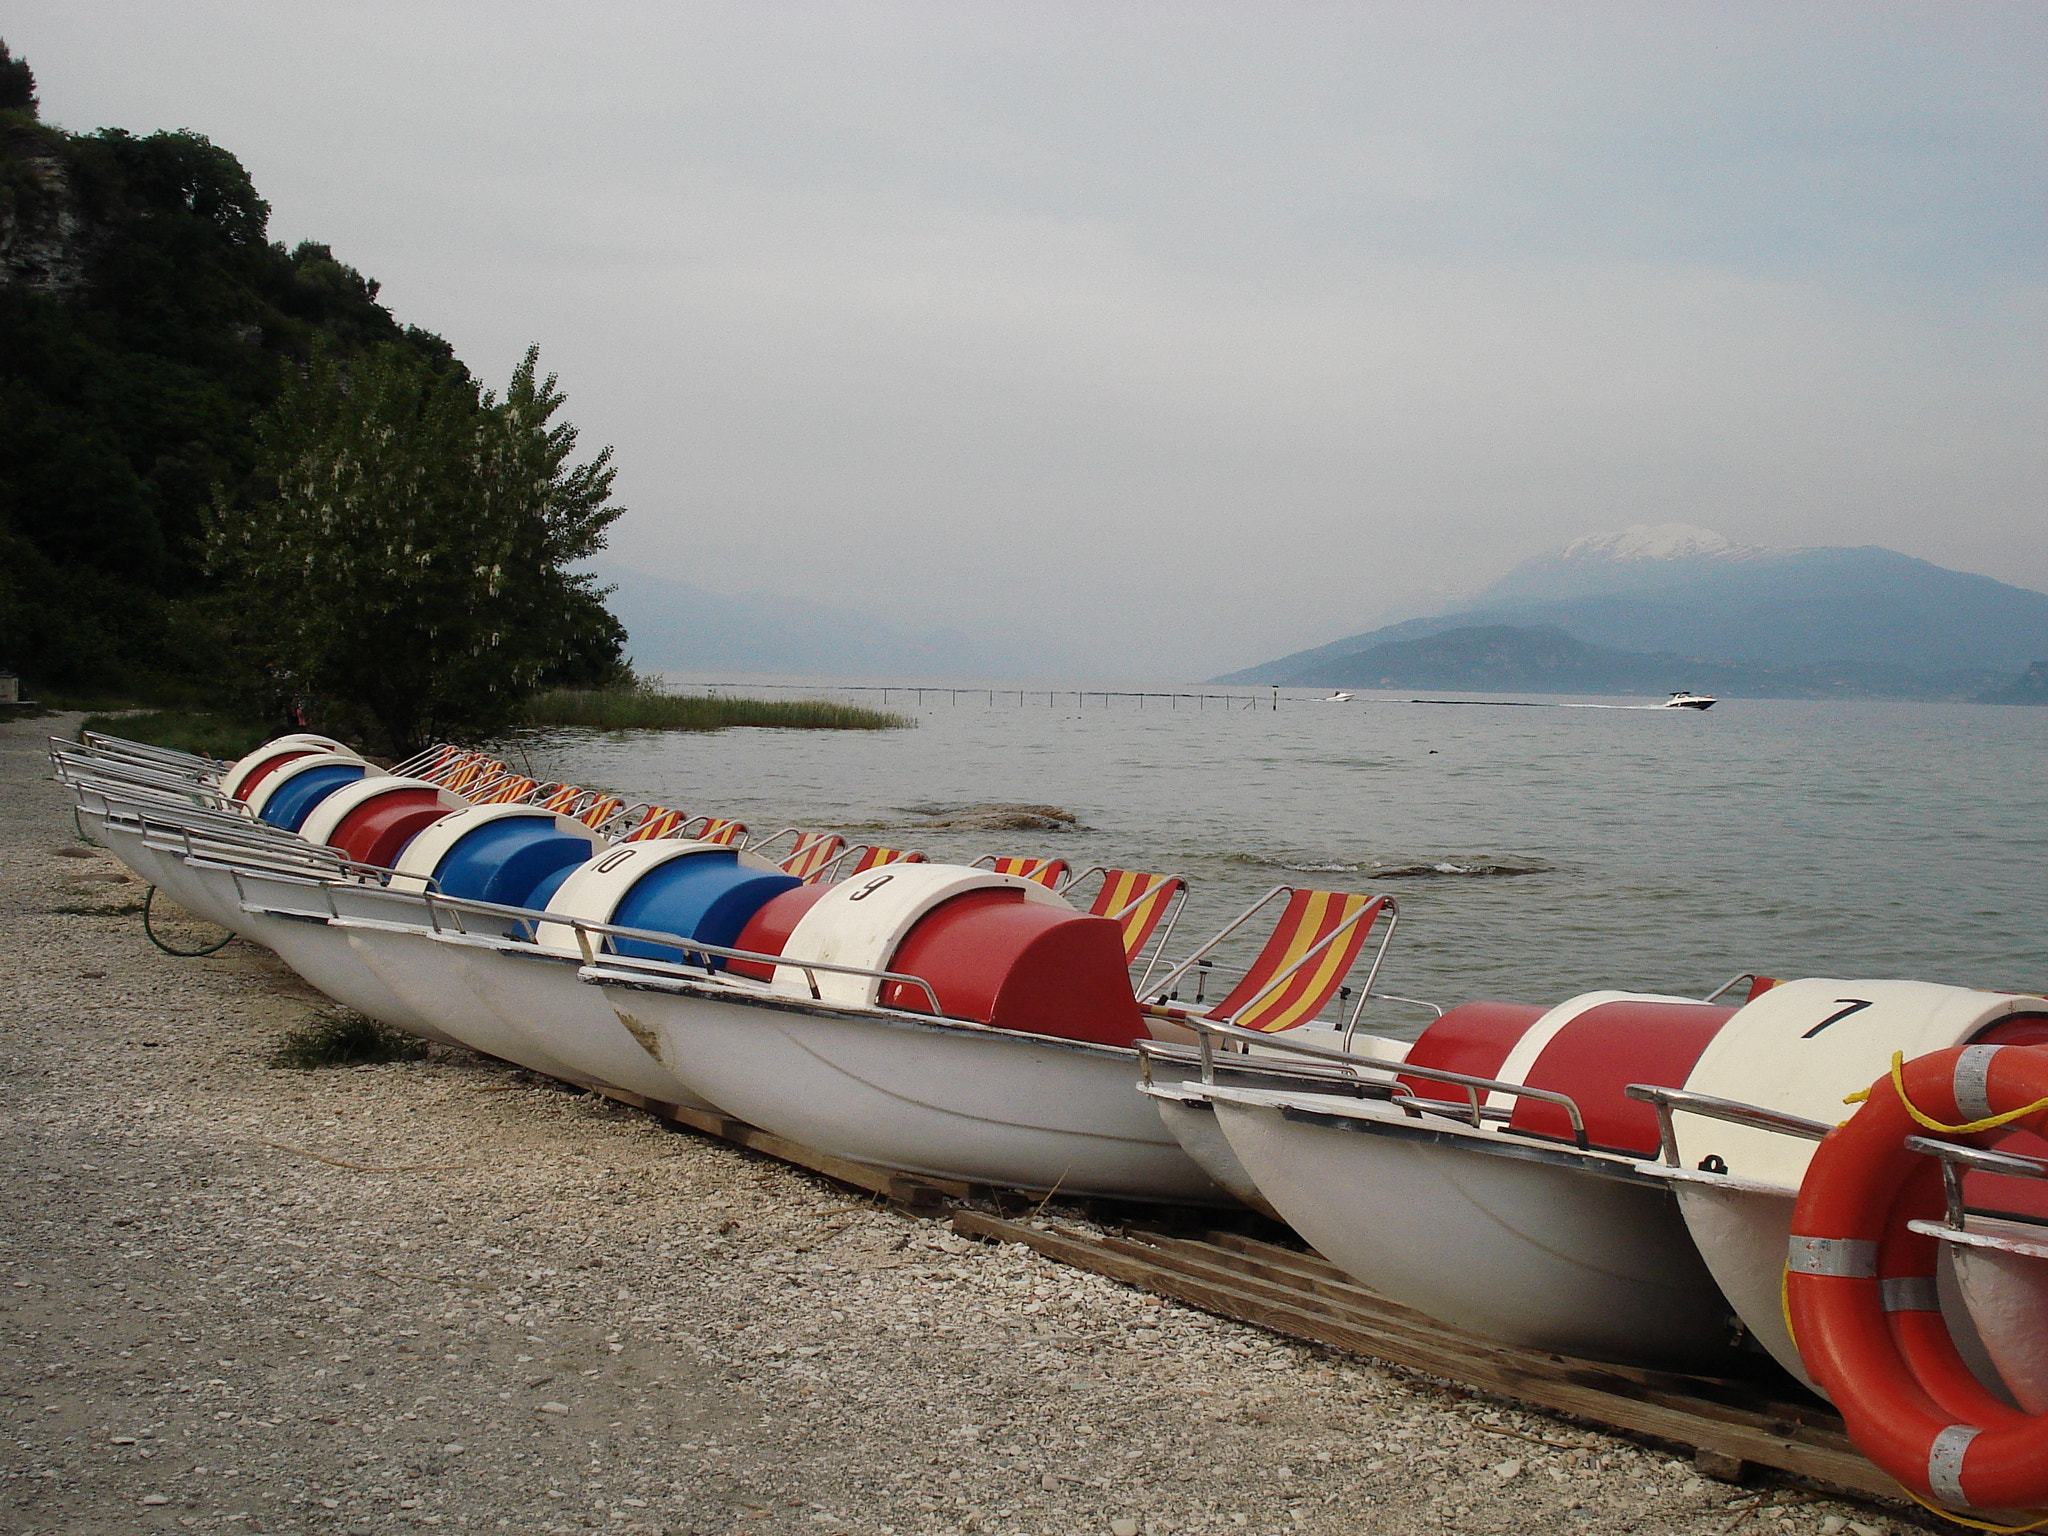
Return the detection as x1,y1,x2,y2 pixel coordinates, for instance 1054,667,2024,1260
1145,1010,1748,1371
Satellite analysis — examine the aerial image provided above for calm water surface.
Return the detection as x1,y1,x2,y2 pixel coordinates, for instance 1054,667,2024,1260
508,686,2048,1034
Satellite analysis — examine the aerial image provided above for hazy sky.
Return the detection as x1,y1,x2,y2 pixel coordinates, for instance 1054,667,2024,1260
16,2,2045,675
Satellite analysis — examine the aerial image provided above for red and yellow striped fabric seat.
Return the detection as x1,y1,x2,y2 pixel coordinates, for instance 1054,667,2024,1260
1208,890,1387,1033
1085,869,1185,962
576,795,625,831
845,845,927,876
985,855,1069,889
404,744,466,782
473,773,539,805
620,804,687,843
535,783,587,815
689,816,748,847
779,832,845,883
441,757,504,796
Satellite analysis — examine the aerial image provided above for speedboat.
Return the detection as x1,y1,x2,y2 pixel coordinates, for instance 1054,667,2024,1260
1662,690,1716,710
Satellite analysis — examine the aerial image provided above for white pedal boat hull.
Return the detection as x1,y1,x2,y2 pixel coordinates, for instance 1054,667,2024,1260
333,911,594,1085
592,972,1231,1203
212,864,465,1046
431,933,719,1111
1206,1086,1743,1371
1914,1217,2048,1415
1141,1083,1279,1217
94,818,254,933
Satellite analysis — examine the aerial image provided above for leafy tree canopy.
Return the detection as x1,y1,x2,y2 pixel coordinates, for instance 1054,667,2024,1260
0,42,628,721
205,343,627,752
0,40,34,118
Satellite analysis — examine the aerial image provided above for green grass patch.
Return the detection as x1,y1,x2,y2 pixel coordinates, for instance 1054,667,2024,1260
521,688,913,732
270,1013,431,1069
78,709,277,762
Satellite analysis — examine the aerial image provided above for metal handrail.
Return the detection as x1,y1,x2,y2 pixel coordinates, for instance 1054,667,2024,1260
575,935,947,1019
1161,1010,1591,1150
221,870,950,1020
70,733,224,777
54,753,240,805
1905,1135,2048,1230
1059,866,1191,993
1133,1037,1397,1097
1702,973,1762,1004
1622,1083,1832,1169
1146,889,1405,1044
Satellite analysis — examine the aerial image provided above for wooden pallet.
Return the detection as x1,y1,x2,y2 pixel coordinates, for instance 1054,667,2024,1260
588,1084,1905,1508
952,1210,1904,1503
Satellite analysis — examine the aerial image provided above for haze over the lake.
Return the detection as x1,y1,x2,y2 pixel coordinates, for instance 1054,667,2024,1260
19,2,2044,677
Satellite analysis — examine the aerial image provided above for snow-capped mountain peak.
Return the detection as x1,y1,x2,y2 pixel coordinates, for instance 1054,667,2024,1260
1558,522,1767,564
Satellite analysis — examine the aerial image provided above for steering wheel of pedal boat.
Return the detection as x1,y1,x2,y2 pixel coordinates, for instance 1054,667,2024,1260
1786,1043,2048,1524
141,883,236,957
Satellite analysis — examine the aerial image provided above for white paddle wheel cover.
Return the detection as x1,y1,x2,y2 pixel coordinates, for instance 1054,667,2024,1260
1676,978,2047,1189
239,752,364,820
534,839,778,953
772,863,1067,1010
387,804,605,893
296,776,451,847
220,738,357,800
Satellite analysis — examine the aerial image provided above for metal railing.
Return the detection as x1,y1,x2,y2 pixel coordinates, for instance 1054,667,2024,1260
1623,1084,1832,1170
222,870,950,1021
1906,1135,2048,1231
1145,888,1414,1045
1159,1009,1591,1150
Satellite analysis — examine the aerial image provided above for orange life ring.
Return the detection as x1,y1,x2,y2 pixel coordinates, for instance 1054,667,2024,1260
1787,1043,2048,1517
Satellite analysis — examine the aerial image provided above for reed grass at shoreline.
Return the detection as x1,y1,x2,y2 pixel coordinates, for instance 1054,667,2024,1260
77,709,273,762
519,688,914,733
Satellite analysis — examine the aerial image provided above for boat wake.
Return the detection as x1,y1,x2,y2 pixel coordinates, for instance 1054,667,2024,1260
1226,852,1553,879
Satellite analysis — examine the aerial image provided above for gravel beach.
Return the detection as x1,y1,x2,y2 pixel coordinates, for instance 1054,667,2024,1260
2,716,1926,1536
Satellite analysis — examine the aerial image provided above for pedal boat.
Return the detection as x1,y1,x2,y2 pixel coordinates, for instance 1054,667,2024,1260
406,838,809,1111
580,863,1235,1203
1627,978,2048,1392
1171,992,1752,1371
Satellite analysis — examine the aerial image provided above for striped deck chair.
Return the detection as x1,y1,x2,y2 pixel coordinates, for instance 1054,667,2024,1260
837,844,928,878
778,831,845,883
685,815,749,847
395,743,464,780
413,748,480,786
618,804,688,843
473,773,539,806
972,855,1070,889
534,783,588,816
1065,867,1187,983
441,756,504,797
1148,887,1391,1035
575,794,625,832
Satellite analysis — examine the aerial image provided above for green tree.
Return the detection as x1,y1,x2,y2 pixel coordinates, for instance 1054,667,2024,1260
0,41,36,118
205,342,627,751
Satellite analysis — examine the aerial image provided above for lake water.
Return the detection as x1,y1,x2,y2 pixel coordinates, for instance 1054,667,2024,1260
508,684,2048,1037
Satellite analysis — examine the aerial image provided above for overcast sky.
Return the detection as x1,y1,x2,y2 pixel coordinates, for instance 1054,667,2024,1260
15,2,2045,676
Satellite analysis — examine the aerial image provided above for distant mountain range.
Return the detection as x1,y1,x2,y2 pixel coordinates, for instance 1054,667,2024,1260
1217,524,2048,701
